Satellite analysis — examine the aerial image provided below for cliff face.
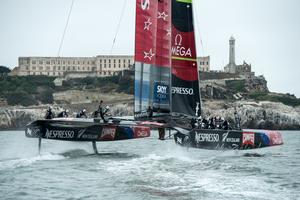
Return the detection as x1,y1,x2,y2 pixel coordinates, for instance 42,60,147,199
0,100,300,130
202,100,300,130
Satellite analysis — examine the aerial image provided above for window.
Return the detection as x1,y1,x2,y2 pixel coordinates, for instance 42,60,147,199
128,59,130,64
26,66,29,70
114,64,116,68
39,66,43,70
46,61,50,65
108,60,111,63
104,60,106,63
73,66,75,70
63,61,65,65
77,61,80,64
47,66,50,70
206,61,209,65
119,64,121,68
32,66,36,70
113,59,116,63
32,60,36,64
63,66,65,70
68,61,70,64
109,64,111,68
57,61,60,64
73,61,75,64
39,61,43,65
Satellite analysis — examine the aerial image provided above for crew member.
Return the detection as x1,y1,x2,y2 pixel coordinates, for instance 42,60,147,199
76,109,88,118
221,118,229,130
158,127,165,140
147,106,153,118
57,109,69,118
45,107,54,119
100,105,110,123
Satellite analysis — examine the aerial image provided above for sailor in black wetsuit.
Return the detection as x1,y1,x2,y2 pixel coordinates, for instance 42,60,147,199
147,106,153,118
57,109,69,118
45,107,55,119
76,109,88,118
221,117,229,130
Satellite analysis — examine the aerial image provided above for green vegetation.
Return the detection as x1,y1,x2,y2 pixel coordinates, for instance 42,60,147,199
248,92,300,107
0,74,133,106
0,75,55,106
0,66,11,74
62,75,133,94
225,80,246,92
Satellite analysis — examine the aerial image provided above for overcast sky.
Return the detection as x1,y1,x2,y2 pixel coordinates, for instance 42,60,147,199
1,0,300,97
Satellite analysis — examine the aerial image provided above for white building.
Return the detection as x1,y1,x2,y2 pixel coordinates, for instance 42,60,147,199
11,55,210,77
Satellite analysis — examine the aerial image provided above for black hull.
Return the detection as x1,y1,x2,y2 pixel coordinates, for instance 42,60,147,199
174,128,283,150
25,118,150,142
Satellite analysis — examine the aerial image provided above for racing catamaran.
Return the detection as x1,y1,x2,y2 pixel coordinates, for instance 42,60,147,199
25,0,283,153
133,0,283,150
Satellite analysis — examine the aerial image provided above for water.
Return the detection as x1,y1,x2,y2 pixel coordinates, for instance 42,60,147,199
0,131,299,200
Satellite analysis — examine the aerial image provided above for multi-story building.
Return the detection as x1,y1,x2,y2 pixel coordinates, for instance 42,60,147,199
197,56,210,72
11,55,210,77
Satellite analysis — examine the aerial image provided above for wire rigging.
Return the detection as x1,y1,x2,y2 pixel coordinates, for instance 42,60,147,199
58,0,75,57
110,0,128,54
193,2,205,57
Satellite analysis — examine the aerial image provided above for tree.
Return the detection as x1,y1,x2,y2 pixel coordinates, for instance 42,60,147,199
0,66,11,73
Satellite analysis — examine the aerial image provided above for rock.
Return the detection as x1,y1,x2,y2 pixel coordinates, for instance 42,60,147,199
0,100,299,130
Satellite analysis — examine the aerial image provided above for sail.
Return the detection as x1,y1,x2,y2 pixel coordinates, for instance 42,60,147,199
134,0,172,119
171,0,201,117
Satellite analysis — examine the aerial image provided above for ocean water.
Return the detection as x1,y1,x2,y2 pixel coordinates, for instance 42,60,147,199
0,130,299,200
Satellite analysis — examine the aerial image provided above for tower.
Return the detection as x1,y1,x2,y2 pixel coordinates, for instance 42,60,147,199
229,36,235,65
224,36,237,73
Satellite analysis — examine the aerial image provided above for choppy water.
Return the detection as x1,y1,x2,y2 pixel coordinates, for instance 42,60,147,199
0,130,299,200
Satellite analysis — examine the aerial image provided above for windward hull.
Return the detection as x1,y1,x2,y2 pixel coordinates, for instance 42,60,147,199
174,129,283,150
25,118,150,142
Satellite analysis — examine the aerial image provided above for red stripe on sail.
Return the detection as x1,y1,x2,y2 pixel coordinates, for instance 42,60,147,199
171,24,198,81
135,0,158,65
155,0,172,68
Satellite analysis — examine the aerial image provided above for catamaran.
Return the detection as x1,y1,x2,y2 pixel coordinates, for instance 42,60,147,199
25,0,283,153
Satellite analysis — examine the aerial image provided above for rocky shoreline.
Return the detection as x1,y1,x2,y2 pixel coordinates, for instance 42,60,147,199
1,100,300,130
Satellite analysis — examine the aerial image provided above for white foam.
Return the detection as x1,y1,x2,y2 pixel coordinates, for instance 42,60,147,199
0,153,66,171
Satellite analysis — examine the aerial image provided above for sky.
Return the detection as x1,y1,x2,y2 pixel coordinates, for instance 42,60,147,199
1,0,300,97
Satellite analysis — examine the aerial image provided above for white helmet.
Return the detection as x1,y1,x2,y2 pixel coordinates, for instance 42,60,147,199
83,109,86,112
105,106,110,110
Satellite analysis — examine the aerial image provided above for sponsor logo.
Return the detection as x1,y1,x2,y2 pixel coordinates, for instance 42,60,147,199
77,129,99,140
242,132,255,146
141,0,150,10
172,34,192,57
222,132,240,143
134,126,150,138
172,87,194,95
100,127,116,140
134,111,149,119
195,132,219,143
26,127,40,137
157,85,167,94
45,129,74,139
266,131,283,145
154,82,169,103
